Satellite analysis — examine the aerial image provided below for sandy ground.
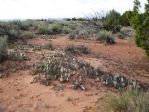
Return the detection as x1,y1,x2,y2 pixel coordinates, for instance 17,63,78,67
0,35,149,112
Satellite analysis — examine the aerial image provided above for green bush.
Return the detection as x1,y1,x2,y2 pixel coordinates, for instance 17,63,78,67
97,30,115,44
104,88,149,112
0,36,7,63
105,10,121,33
62,26,71,34
20,31,35,39
8,29,21,40
120,11,133,26
78,30,90,39
51,24,62,33
7,51,28,61
36,27,48,34
0,23,21,42
11,20,29,30
129,0,149,59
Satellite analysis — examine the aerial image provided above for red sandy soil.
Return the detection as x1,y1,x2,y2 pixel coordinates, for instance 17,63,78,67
0,35,149,112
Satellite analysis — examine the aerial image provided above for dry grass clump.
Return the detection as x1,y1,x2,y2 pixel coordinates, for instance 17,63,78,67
91,87,149,112
65,44,90,54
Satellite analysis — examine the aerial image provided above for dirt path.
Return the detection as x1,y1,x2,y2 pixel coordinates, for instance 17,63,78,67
0,71,106,112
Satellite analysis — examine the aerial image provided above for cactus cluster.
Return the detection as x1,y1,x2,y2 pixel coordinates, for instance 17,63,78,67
30,52,98,89
7,51,28,61
101,73,142,90
30,51,144,90
19,43,54,51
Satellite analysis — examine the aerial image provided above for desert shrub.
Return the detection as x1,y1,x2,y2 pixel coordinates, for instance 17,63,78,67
51,24,62,34
97,30,115,44
0,23,10,36
129,0,149,59
0,24,22,42
86,10,121,32
118,27,135,39
65,45,90,54
68,27,97,40
78,30,90,39
62,26,72,34
11,20,29,30
4,29,22,43
0,36,7,63
104,88,149,112
120,11,133,26
68,30,78,39
36,23,62,35
7,51,28,61
42,43,54,50
103,10,121,32
113,25,121,33
20,31,35,39
36,27,48,34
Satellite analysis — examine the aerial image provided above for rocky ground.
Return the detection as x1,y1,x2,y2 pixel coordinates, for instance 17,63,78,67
0,35,149,112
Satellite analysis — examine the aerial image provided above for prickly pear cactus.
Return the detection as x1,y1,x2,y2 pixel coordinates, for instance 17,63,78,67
30,51,99,88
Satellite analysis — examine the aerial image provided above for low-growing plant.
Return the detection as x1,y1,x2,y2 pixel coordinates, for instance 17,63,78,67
68,30,78,39
51,24,62,34
97,30,115,44
103,88,149,112
78,30,90,39
62,26,72,34
118,27,135,39
42,43,54,50
11,20,29,31
20,31,35,39
0,24,21,42
0,36,7,63
7,51,28,61
36,27,48,34
65,44,90,54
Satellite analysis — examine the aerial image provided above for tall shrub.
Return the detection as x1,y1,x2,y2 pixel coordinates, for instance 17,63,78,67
130,0,149,59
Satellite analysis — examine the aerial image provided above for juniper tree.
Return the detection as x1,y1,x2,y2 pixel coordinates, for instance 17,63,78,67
130,0,149,59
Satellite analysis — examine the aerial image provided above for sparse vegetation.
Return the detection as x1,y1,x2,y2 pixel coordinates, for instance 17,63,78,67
97,30,115,44
42,43,54,50
65,45,90,54
36,27,49,34
0,36,7,63
118,27,135,39
100,88,149,112
7,51,28,61
20,31,35,39
1,1,149,111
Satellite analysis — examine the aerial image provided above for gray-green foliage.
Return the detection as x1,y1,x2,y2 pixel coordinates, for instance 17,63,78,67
65,45,90,54
36,23,63,35
7,51,28,61
97,30,115,44
42,43,54,50
0,22,21,42
105,88,149,112
118,27,135,39
0,36,7,63
20,31,35,39
31,52,98,85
